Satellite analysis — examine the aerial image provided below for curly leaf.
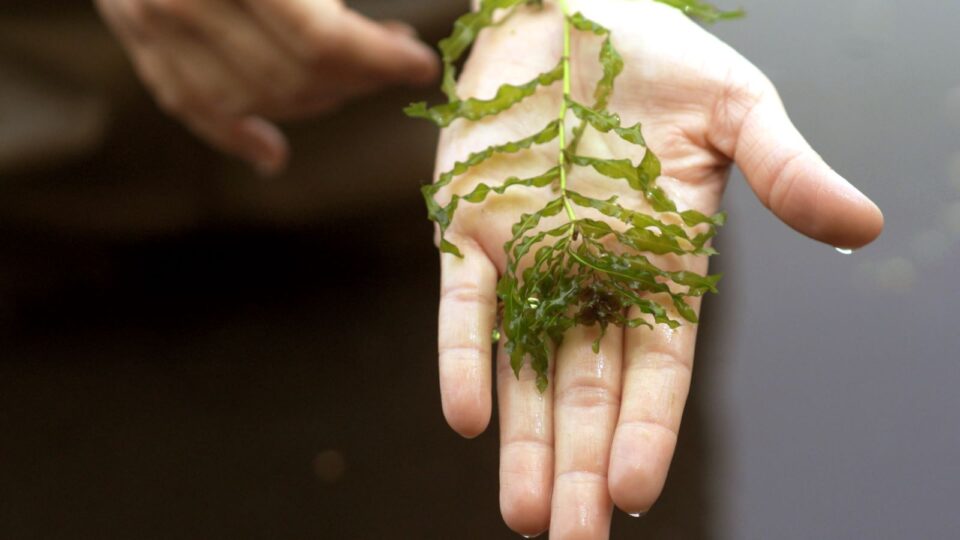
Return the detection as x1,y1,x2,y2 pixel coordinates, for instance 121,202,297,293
410,6,736,390
567,155,644,189
566,99,645,146
423,121,561,256
427,120,560,200
438,0,530,100
653,0,745,23
505,198,567,256
406,62,564,128
565,191,690,241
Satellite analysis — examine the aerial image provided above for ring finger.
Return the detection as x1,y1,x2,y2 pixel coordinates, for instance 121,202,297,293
550,324,623,539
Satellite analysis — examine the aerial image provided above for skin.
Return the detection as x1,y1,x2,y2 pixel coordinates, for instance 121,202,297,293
434,1,884,538
95,0,440,175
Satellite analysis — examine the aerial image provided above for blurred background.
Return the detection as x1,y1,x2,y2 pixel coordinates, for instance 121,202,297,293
0,0,957,538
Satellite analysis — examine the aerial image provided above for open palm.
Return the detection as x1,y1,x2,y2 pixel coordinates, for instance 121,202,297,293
431,1,883,538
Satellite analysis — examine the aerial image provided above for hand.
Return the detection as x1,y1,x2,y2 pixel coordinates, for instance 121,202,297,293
95,0,439,174
432,1,883,538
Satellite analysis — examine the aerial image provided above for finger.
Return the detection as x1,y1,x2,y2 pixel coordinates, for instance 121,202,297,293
607,298,700,515
732,86,884,249
438,235,497,438
333,8,439,85
551,325,622,540
243,0,439,87
159,0,309,105
152,29,288,173
381,20,420,39
95,0,159,44
497,341,553,537
183,114,288,177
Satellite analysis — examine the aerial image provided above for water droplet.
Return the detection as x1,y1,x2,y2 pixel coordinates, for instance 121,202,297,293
491,329,501,343
520,534,542,539
628,511,647,518
835,247,855,255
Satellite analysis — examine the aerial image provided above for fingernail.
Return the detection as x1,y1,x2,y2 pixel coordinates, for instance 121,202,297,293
237,117,288,177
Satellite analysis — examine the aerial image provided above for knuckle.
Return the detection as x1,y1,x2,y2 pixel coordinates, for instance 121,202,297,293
618,417,679,439
554,470,608,484
628,350,692,376
438,344,484,364
767,150,806,213
555,384,620,410
710,65,772,152
441,283,493,307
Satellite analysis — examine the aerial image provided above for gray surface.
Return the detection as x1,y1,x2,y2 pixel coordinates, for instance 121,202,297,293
707,1,960,538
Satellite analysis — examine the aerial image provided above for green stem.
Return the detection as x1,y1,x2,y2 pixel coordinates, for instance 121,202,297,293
557,0,577,224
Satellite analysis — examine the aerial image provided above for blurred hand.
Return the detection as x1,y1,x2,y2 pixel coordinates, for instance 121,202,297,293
95,0,439,174
432,1,883,538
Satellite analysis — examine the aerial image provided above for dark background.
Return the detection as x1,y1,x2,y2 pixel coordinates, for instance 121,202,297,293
1,1,957,539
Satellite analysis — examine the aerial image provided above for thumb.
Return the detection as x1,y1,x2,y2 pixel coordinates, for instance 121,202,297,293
733,87,884,249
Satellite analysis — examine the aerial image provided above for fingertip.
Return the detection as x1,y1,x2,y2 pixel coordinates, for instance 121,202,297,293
500,485,551,537
441,391,491,439
499,447,552,535
396,37,440,87
500,493,550,538
235,116,288,176
439,356,491,438
339,10,439,87
438,353,493,440
834,174,885,249
607,425,676,515
790,163,885,249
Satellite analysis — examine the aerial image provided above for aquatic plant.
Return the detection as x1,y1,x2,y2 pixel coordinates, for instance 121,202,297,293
407,0,739,391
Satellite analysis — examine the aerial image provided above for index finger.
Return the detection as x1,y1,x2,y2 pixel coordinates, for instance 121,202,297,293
240,0,439,86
